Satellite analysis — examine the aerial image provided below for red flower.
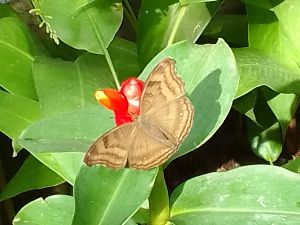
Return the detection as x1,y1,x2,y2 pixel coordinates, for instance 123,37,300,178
95,78,144,126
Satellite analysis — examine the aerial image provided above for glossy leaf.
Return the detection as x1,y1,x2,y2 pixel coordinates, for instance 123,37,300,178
18,106,113,153
243,0,284,9
283,157,300,174
248,1,300,67
233,90,258,124
139,39,239,162
72,165,158,225
19,40,238,170
180,0,218,5
137,0,221,66
0,155,64,201
13,195,74,225
32,152,84,185
248,121,282,163
0,16,37,99
31,0,123,54
262,89,298,135
202,14,248,47
233,48,300,98
170,165,300,225
0,90,41,139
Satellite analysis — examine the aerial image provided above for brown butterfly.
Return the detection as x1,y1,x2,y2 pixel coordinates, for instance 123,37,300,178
84,57,194,170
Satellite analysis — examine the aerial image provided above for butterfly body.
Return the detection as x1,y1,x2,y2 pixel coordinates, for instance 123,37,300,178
84,57,194,170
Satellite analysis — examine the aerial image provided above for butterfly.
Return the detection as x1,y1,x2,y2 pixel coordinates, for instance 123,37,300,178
84,57,194,170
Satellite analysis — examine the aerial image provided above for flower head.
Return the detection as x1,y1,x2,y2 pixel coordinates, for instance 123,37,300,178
95,77,144,126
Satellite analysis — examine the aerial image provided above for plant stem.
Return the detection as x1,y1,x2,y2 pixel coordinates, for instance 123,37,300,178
123,0,138,32
123,3,137,34
149,167,170,225
86,10,120,89
167,4,188,47
103,47,120,89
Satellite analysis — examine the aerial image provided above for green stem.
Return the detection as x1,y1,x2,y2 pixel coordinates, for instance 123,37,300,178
86,9,120,89
167,4,188,47
149,167,170,225
123,0,138,31
123,3,137,33
103,47,120,89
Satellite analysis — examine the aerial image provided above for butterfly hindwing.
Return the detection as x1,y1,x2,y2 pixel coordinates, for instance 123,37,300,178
84,123,137,168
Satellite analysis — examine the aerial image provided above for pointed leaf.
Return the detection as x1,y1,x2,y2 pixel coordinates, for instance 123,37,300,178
170,165,300,225
72,165,158,225
0,90,41,139
0,155,64,201
31,0,122,54
13,195,74,225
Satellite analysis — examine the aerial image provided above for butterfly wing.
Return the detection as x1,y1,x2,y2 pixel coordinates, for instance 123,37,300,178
127,122,177,170
84,123,137,168
140,57,194,145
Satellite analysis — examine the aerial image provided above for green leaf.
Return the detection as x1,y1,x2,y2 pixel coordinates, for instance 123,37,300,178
0,17,37,99
31,0,123,54
283,157,300,174
0,90,41,139
170,165,300,225
233,48,300,98
243,0,284,10
33,56,108,116
18,106,112,153
233,90,258,124
109,38,141,81
13,195,74,225
32,152,84,185
137,0,221,66
248,121,282,163
19,40,238,169
202,14,248,47
247,1,300,68
262,89,298,135
180,0,218,5
139,39,239,162
72,165,158,225
0,3,18,18
0,155,64,201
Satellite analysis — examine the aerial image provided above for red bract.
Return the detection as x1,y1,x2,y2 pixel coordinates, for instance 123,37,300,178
95,78,144,126
120,78,144,115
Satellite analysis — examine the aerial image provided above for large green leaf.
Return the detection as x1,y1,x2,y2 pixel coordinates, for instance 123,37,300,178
31,152,84,185
19,40,238,169
137,0,221,66
0,90,41,139
19,40,239,169
0,155,64,201
248,0,300,66
18,106,112,153
0,16,37,99
248,121,282,163
139,39,238,162
233,48,300,98
13,195,74,225
202,14,248,47
72,165,158,225
18,39,140,184
283,157,300,174
31,0,123,54
170,165,300,225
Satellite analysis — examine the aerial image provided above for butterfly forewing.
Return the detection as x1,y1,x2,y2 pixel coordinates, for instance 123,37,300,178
141,58,194,145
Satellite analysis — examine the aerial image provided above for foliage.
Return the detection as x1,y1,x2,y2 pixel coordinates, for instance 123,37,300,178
0,0,300,224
